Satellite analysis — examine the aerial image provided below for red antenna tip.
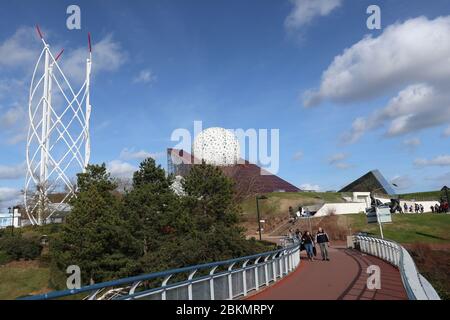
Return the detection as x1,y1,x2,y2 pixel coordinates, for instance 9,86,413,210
36,25,43,39
88,32,92,53
55,49,64,62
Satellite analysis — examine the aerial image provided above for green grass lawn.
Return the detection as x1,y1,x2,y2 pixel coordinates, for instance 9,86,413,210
341,213,450,244
397,190,443,201
240,192,349,221
0,263,50,300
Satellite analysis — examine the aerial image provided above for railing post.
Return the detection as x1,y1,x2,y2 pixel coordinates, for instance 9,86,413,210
387,242,393,263
129,281,142,296
242,259,250,296
285,251,288,274
272,253,277,280
187,269,197,300
385,242,390,262
254,257,261,291
379,240,385,259
209,266,218,300
227,263,235,300
278,252,284,277
370,239,375,255
161,274,173,300
287,249,292,272
264,255,270,286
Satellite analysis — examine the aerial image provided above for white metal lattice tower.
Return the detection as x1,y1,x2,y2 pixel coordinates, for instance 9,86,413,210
24,26,93,225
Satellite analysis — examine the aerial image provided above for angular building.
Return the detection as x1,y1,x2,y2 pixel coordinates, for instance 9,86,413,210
339,170,396,195
167,148,300,194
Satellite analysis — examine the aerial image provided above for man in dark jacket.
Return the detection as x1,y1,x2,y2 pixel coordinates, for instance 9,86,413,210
315,227,330,261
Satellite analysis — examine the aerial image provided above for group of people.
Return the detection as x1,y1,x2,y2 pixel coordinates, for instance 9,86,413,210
401,201,449,214
403,203,425,214
431,201,449,213
288,228,330,261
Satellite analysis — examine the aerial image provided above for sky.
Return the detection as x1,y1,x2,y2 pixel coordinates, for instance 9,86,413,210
1,0,450,209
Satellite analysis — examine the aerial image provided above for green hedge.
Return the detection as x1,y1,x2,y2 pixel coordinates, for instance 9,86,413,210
0,235,43,261
0,250,12,265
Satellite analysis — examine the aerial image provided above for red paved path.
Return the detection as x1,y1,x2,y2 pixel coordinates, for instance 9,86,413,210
248,247,408,300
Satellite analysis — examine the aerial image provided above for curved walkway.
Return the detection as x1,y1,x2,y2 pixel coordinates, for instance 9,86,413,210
247,247,408,300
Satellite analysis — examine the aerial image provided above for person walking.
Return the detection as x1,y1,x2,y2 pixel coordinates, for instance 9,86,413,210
295,229,302,242
315,227,330,261
301,231,315,261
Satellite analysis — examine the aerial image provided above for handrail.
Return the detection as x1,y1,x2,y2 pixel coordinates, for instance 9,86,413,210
21,242,301,300
353,234,440,300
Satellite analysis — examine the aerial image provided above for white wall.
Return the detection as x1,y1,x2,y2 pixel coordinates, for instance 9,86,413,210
375,197,439,213
314,202,367,217
313,193,441,217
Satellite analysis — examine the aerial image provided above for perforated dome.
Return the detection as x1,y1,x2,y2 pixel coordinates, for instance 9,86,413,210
192,127,240,166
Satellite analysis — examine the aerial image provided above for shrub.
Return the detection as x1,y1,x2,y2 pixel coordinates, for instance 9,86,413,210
0,250,12,265
0,235,43,261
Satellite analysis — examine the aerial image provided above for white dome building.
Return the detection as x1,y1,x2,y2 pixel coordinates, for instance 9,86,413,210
192,127,240,166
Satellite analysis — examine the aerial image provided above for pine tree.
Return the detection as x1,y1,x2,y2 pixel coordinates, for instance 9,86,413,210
50,164,138,287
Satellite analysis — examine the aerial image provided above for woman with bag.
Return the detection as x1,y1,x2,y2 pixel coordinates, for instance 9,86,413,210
301,231,315,261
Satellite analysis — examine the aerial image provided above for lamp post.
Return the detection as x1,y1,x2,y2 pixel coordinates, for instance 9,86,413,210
256,195,268,241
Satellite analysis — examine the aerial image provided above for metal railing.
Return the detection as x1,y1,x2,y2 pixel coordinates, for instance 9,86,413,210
353,235,440,300
21,243,301,300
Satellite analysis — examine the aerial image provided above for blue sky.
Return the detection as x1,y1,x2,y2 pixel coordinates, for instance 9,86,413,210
1,0,450,208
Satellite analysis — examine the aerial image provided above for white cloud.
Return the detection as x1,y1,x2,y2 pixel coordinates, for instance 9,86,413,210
300,183,321,191
133,69,157,85
0,27,40,70
285,0,342,30
0,187,22,204
0,103,28,145
403,137,421,150
62,34,126,84
303,16,450,142
119,148,163,161
426,172,450,187
444,126,450,137
0,105,25,127
0,163,26,180
343,84,450,142
106,160,137,179
328,152,352,169
305,17,450,106
414,155,450,167
334,162,353,170
293,151,304,161
328,152,347,164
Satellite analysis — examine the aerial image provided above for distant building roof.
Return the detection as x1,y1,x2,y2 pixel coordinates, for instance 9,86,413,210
167,149,300,193
339,170,396,195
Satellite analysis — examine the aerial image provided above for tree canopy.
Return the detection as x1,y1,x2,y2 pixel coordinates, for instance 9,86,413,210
49,160,274,288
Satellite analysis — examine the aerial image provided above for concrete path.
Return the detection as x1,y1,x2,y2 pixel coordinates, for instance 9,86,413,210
247,247,408,300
